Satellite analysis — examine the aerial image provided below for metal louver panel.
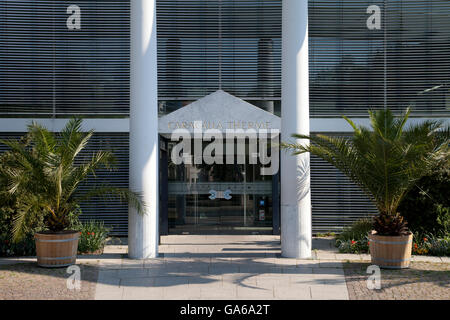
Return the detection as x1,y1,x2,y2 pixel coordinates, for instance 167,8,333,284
156,0,282,99
309,0,450,117
310,132,377,233
1,131,377,235
76,133,130,236
0,133,130,236
311,156,378,234
0,1,130,116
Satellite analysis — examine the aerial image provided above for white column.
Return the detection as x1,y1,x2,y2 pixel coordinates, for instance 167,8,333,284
281,0,312,259
128,0,159,259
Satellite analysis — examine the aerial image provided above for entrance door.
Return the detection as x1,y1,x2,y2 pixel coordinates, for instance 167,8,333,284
167,142,274,234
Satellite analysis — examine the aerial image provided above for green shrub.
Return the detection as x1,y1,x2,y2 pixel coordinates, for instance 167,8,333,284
398,153,450,235
335,218,373,254
0,193,44,257
336,238,370,254
76,220,110,254
412,233,450,257
0,233,35,257
336,218,373,242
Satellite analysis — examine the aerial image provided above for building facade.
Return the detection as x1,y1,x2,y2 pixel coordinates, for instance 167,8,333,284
0,1,449,258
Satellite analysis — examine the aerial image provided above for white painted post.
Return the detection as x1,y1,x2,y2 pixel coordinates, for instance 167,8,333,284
281,0,312,258
128,0,159,259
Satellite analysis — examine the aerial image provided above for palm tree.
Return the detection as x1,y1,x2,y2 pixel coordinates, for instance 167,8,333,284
281,108,449,236
0,118,144,242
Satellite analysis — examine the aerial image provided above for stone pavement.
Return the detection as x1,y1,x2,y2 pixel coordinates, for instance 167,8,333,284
1,235,448,300
94,235,349,300
344,261,450,300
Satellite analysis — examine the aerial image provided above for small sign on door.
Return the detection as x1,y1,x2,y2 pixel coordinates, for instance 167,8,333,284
209,189,232,200
259,209,265,221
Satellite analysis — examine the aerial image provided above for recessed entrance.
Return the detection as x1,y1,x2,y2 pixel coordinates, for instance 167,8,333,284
167,144,275,235
158,90,281,236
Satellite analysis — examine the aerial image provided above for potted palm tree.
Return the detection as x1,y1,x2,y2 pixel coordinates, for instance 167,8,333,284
0,119,143,267
282,108,449,268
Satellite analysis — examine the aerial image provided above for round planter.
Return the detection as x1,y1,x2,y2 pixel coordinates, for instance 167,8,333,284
368,231,413,269
35,230,80,268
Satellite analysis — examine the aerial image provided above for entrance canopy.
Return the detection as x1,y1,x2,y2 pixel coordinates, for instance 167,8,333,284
158,90,280,134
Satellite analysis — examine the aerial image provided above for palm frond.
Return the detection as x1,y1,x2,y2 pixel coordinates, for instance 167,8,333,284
281,108,449,220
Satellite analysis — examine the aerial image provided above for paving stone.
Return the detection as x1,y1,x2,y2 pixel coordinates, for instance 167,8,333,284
117,268,149,278
310,284,349,300
256,276,291,288
237,265,281,274
95,286,124,300
97,269,118,281
412,255,443,263
313,267,345,275
143,258,166,267
335,254,361,261
316,251,337,260
236,286,274,299
223,274,258,287
98,259,123,269
208,265,240,274
296,259,320,267
359,254,371,261
164,287,202,300
103,246,127,254
440,257,450,263
95,278,122,300
188,275,223,288
274,285,311,300
120,277,155,287
319,261,343,268
282,266,313,274
289,274,318,286
153,276,190,287
200,287,237,299
122,286,164,300
121,259,144,268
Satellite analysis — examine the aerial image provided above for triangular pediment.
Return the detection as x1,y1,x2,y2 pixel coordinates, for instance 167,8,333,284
158,90,280,134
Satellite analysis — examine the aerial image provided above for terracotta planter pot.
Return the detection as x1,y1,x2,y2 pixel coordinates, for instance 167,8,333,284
368,230,413,269
35,230,80,268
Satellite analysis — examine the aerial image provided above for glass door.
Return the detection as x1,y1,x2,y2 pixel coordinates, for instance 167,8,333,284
167,141,273,234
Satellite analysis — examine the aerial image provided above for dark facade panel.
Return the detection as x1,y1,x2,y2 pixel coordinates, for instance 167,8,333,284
0,1,130,116
0,0,448,117
309,0,450,116
156,0,282,99
1,132,377,235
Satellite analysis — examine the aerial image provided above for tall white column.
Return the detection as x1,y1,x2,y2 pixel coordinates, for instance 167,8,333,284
128,0,159,259
281,0,312,259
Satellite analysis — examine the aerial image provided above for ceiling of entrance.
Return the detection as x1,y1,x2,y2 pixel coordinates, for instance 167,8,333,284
158,90,281,134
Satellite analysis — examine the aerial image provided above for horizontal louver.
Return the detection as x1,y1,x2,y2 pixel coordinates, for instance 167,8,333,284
0,1,130,116
309,0,450,117
156,0,282,99
1,0,448,117
311,155,378,234
1,131,377,235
